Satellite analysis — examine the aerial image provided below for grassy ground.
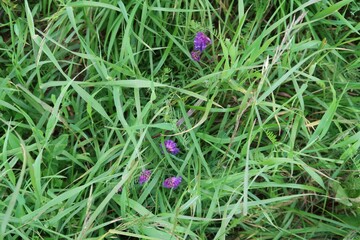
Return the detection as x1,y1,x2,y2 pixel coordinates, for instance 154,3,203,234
0,0,359,239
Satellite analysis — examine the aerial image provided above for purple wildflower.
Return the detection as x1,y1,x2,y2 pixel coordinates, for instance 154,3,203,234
139,170,151,185
163,140,180,155
163,176,182,189
191,50,201,61
194,32,211,52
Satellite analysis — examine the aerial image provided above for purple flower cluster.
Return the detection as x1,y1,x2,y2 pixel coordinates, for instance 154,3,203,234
194,32,212,51
139,170,151,185
163,176,182,189
128,140,183,190
191,32,212,62
163,139,180,155
138,170,182,189
191,51,201,62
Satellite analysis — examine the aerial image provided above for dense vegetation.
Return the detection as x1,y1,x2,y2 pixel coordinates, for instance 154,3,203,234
0,0,359,239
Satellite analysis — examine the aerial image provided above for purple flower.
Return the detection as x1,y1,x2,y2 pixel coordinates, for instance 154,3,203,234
163,176,182,189
191,50,201,61
194,32,211,52
139,170,151,185
162,140,180,155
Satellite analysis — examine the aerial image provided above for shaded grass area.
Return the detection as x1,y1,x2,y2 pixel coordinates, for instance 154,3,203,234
0,0,359,239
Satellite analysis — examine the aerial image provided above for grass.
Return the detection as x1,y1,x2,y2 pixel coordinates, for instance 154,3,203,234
0,0,359,239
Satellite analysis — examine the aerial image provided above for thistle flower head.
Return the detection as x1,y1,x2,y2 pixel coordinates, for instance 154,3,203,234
163,176,182,189
163,140,180,155
194,32,211,52
139,170,151,185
